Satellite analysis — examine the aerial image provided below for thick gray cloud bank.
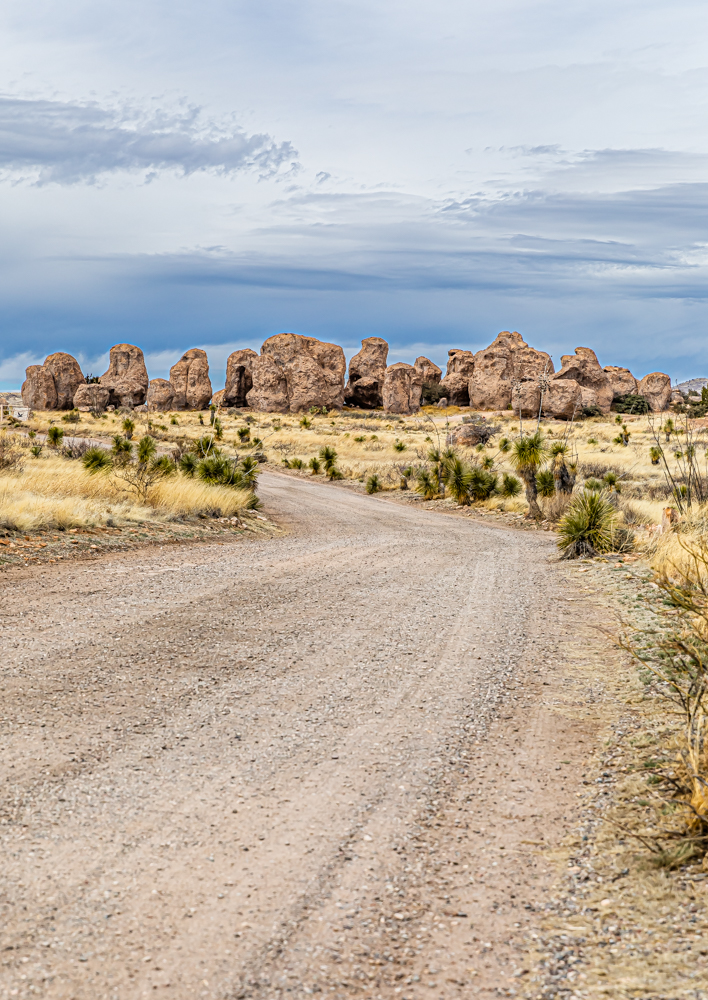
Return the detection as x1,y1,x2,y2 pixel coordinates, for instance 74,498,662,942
3,0,708,387
0,97,296,183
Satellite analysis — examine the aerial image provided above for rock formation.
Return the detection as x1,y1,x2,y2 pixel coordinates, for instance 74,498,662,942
21,351,84,410
382,362,423,414
73,384,110,412
637,372,672,413
469,331,554,411
413,357,442,383
345,337,388,408
211,389,225,407
223,349,258,407
445,350,475,379
541,380,583,420
169,348,213,410
44,353,84,409
100,344,149,408
21,365,58,410
439,373,470,406
146,378,175,412
248,334,346,413
552,348,613,414
603,366,638,400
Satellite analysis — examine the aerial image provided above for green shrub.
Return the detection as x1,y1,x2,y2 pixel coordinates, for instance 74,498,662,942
179,453,199,477
415,469,437,500
328,467,344,480
47,426,64,448
137,436,157,464
300,416,312,429
30,444,43,458
122,417,135,440
151,456,175,477
61,409,80,424
82,447,112,473
468,467,497,501
614,393,649,414
238,427,250,441
536,469,556,498
170,415,179,425
366,474,381,494
557,490,629,558
584,477,603,491
500,473,522,498
444,458,473,505
393,439,407,452
319,445,337,472
290,457,304,469
650,445,662,465
309,456,321,475
498,437,511,453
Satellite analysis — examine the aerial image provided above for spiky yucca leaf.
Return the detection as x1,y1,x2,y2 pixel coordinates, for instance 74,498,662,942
557,490,617,559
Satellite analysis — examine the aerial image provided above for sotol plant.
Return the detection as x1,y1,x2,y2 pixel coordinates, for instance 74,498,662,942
510,432,546,519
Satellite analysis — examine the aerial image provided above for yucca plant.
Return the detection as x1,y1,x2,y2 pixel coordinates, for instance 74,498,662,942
198,455,233,484
122,417,135,440
300,416,312,429
500,473,522,498
415,469,438,500
30,444,43,458
240,456,260,487
179,453,199,477
550,441,575,494
510,432,546,519
444,458,473,505
290,457,304,469
319,445,337,473
468,467,497,501
47,426,64,449
498,437,511,453
393,440,407,452
650,445,662,465
137,436,157,464
536,469,556,498
584,477,603,491
557,490,619,558
366,473,381,494
308,456,321,475
112,435,133,465
238,426,250,442
82,447,111,473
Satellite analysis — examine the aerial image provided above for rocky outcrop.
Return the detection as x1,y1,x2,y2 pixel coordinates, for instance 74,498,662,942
414,357,442,384
446,350,475,379
21,365,57,410
552,348,613,414
169,348,212,410
542,380,583,420
100,344,149,408
345,337,388,408
211,389,225,408
439,373,470,406
382,362,423,414
73,383,110,412
44,353,84,409
603,366,638,400
223,349,258,407
146,378,175,412
637,372,672,413
248,334,346,413
470,331,554,411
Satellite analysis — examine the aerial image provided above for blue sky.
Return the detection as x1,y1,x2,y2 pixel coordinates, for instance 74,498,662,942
2,0,708,389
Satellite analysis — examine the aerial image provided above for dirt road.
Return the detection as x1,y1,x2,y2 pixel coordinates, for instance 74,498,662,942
0,472,611,1000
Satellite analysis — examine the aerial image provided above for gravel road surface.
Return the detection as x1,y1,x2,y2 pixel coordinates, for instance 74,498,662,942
0,471,601,1000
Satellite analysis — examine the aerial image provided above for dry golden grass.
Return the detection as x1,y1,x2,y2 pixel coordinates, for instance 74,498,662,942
0,453,252,531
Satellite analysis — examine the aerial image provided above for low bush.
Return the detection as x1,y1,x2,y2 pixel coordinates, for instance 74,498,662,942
366,473,381,494
535,469,556,498
500,473,522,498
613,393,650,414
82,448,112,473
557,489,633,558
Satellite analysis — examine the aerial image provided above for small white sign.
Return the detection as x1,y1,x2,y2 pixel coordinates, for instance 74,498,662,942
11,406,30,421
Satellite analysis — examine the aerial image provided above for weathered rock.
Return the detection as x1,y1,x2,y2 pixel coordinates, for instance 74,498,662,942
382,362,423,414
223,348,258,407
515,382,541,418
553,347,613,414
73,383,111,412
211,389,225,408
44,353,84,409
469,331,554,411
603,365,638,400
440,372,470,407
449,421,494,446
169,348,213,410
637,372,672,413
146,378,175,412
436,397,448,408
446,350,475,379
541,379,583,420
100,344,149,408
248,333,346,413
345,337,388,408
21,365,57,410
414,357,442,384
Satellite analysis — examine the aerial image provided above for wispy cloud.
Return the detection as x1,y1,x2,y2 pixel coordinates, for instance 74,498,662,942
0,96,298,184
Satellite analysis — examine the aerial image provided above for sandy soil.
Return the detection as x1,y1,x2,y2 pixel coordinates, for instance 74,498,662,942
0,471,619,1000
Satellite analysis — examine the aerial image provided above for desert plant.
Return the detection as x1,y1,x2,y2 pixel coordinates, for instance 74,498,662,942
500,473,522,498
603,471,621,491
47,426,64,449
415,469,438,500
122,417,135,440
393,439,407,452
535,469,556,498
328,466,344,480
498,437,511,453
664,418,675,442
319,445,337,473
290,457,304,469
111,435,133,465
584,477,603,491
300,416,312,429
557,489,619,558
137,436,157,464
0,433,23,471
238,426,250,442
170,416,179,425
30,445,43,459
198,413,204,424
468,467,497,501
444,458,473,505
308,456,321,475
614,424,631,446
179,453,199,477
550,441,575,494
198,455,234,484
213,418,223,441
209,404,217,425
650,445,662,465
82,447,112,473
366,473,381,494
193,435,217,458
61,409,80,424
510,432,546,519
614,393,650,414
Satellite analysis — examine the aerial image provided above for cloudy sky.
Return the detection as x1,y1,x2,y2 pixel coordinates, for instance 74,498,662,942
2,0,708,389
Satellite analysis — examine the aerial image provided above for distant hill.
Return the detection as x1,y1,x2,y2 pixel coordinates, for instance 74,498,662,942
675,378,708,395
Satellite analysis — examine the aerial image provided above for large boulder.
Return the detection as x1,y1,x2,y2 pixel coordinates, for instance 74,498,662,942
603,365,638,400
446,350,475,378
211,389,225,408
541,379,583,420
248,333,346,413
73,383,111,412
382,362,423,414
44,353,84,409
414,357,442,383
169,348,213,410
21,365,57,410
553,347,613,414
100,344,149,408
146,378,175,412
345,337,388,408
469,331,554,411
439,372,470,406
637,372,672,413
223,348,258,407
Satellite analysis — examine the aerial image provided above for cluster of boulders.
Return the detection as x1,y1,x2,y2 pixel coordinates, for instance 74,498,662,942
21,330,672,417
